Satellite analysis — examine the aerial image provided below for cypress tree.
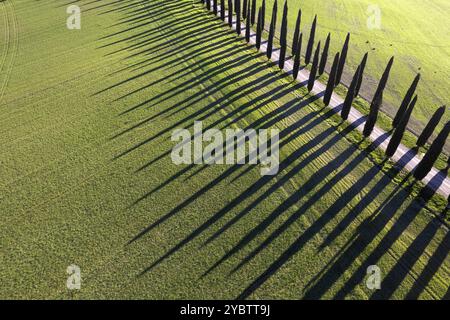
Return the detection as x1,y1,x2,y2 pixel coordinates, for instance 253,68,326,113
324,52,340,106
376,56,394,96
341,65,361,120
307,41,321,92
213,0,218,14
292,33,303,80
251,0,256,25
228,0,233,27
236,0,241,35
386,95,418,157
354,52,368,97
206,0,211,10
243,0,247,19
416,105,446,148
292,9,302,55
364,93,383,137
245,1,251,42
305,15,317,65
266,0,277,59
363,57,394,137
220,0,226,21
319,33,331,75
393,73,421,128
278,1,288,69
256,7,263,49
414,121,450,180
335,33,350,86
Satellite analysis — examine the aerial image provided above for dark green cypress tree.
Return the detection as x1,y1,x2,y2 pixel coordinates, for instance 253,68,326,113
236,0,241,35
256,7,263,49
393,73,421,128
335,33,350,86
206,0,211,10
245,1,251,42
363,57,394,137
414,121,450,180
228,0,233,27
354,52,368,97
243,0,247,19
305,15,317,64
307,41,321,92
364,93,383,137
213,0,218,14
292,9,302,55
278,1,288,69
266,0,277,59
341,65,361,120
251,0,256,25
416,105,446,148
220,0,226,21
323,52,340,106
319,33,331,75
386,95,418,157
376,56,394,95
292,33,302,80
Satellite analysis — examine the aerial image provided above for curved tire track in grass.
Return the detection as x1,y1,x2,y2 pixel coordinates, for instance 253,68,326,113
0,0,19,104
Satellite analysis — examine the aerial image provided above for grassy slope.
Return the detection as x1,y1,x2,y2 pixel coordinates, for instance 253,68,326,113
0,0,448,299
254,0,449,144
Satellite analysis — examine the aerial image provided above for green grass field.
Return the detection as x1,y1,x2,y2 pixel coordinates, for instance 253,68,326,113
255,0,449,144
0,0,448,299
